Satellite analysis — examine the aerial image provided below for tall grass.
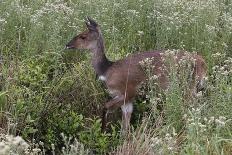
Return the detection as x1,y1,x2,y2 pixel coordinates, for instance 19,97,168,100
0,0,232,154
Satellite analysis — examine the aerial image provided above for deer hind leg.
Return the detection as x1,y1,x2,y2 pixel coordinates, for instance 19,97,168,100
190,72,207,98
193,57,207,97
121,103,133,134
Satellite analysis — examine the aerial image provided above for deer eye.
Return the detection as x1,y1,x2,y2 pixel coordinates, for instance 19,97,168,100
80,35,86,39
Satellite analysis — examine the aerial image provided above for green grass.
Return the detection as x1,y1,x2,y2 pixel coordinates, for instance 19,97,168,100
0,0,232,154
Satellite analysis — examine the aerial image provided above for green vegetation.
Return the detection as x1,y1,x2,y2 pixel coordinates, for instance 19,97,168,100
0,0,231,154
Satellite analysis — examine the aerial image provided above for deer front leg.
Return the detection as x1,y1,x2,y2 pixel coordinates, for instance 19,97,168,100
101,95,125,132
101,107,108,132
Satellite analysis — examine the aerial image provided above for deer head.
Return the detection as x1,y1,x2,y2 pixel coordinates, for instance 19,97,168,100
66,17,101,50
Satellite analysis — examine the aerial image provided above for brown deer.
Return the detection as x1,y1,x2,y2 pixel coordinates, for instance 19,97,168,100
66,18,207,133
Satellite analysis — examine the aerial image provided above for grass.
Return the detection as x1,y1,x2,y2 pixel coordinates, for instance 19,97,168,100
0,0,232,154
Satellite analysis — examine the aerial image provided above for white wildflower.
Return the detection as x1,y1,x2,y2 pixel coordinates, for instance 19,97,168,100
137,31,144,36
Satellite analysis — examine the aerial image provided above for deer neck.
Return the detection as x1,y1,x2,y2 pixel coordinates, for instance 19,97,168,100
91,35,113,76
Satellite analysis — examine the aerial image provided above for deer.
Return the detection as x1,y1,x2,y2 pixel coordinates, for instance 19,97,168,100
66,17,207,134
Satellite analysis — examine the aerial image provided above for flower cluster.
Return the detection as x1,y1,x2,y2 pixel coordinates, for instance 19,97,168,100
30,0,74,24
60,133,89,155
0,133,89,155
212,56,232,77
152,0,220,31
139,57,156,75
185,107,230,135
0,18,7,25
0,134,29,155
150,131,178,154
139,57,155,68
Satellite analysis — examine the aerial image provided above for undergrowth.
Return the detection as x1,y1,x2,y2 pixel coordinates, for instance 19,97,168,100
0,0,232,154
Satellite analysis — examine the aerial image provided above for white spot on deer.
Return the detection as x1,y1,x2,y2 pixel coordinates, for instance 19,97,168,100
99,75,106,81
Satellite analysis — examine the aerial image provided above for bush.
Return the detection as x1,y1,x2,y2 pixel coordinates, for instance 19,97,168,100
0,0,232,154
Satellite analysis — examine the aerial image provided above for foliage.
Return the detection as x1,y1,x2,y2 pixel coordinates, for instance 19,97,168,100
0,0,232,154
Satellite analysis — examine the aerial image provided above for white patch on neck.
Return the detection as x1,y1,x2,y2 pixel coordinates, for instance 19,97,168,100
121,103,133,113
99,75,106,81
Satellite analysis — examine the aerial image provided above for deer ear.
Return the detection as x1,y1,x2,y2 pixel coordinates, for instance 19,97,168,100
87,17,98,27
85,17,99,32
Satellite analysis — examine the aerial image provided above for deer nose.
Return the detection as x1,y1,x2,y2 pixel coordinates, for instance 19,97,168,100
65,44,73,49
66,44,70,49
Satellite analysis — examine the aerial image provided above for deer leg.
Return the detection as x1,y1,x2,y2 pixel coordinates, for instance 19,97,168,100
101,83,136,132
101,95,125,132
121,103,133,135
101,107,108,132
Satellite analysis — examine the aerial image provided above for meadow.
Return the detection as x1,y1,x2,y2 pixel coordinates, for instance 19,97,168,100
0,0,232,154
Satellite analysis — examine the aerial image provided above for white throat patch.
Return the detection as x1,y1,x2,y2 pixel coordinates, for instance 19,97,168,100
99,75,106,81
